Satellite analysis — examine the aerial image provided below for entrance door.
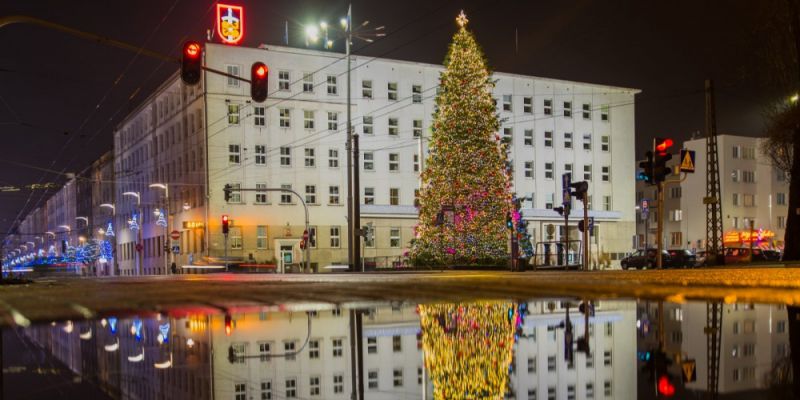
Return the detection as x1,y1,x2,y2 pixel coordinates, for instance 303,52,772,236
280,245,293,273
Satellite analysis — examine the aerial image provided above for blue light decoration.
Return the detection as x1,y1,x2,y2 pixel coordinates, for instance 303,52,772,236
105,221,115,237
128,213,139,231
159,323,170,343
108,317,118,334
99,240,113,264
155,209,168,227
132,319,143,341
47,245,56,258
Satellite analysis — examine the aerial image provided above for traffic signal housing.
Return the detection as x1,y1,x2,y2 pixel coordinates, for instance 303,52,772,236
181,41,202,85
653,137,674,183
222,215,230,235
506,212,514,230
553,206,565,216
570,181,589,200
223,184,232,202
250,62,269,102
639,151,654,185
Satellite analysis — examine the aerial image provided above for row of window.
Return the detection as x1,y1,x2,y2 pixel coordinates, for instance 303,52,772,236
233,375,344,400
731,169,756,183
225,184,406,207
504,130,611,151
500,95,611,121
525,163,611,182
523,381,613,400
222,223,403,250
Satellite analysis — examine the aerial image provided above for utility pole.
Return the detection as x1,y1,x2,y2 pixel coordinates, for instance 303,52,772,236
345,4,354,272
704,79,724,265
353,133,362,272
583,192,590,271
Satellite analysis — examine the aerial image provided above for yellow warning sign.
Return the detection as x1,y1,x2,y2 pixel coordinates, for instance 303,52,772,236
680,149,696,173
682,359,696,382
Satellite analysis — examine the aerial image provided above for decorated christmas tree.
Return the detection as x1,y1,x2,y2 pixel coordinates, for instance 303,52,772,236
410,11,512,266
418,301,517,399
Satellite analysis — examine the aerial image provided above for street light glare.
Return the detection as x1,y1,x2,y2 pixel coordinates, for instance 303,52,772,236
340,17,348,29
305,25,319,42
320,21,327,29
791,93,799,103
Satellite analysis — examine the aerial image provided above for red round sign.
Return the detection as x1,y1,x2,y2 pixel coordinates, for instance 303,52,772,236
303,230,309,241
170,230,180,240
135,243,143,252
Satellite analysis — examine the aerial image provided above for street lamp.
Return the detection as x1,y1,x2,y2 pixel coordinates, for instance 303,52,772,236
149,183,170,275
123,191,142,275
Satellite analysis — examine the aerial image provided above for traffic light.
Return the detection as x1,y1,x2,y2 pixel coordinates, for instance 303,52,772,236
553,206,565,216
658,375,676,397
506,212,514,230
223,184,232,202
222,215,229,235
181,41,202,85
570,181,588,200
653,137,674,183
224,314,233,336
250,62,269,102
639,151,654,185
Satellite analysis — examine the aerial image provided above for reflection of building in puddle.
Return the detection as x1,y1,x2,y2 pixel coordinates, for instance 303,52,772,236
637,302,790,395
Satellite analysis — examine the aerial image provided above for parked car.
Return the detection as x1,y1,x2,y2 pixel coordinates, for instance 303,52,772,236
724,247,782,264
621,249,672,270
695,250,707,267
666,249,697,268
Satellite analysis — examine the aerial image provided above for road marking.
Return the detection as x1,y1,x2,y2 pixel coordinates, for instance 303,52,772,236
0,300,30,327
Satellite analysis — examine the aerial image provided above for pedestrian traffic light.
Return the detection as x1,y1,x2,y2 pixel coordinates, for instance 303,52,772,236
639,151,654,185
222,215,229,235
223,184,232,202
658,375,676,397
250,62,269,102
570,181,589,200
506,212,514,230
653,137,674,183
181,41,202,85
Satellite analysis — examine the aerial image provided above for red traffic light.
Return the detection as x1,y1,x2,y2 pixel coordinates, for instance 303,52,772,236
657,376,675,397
655,138,674,154
222,215,229,223
185,42,201,58
181,41,202,85
224,314,233,336
222,215,230,234
250,62,269,103
255,64,267,78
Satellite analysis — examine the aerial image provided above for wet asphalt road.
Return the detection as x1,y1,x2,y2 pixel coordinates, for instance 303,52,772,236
0,266,798,326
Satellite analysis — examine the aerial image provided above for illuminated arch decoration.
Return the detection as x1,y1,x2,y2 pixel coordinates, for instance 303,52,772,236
418,301,517,399
217,4,244,44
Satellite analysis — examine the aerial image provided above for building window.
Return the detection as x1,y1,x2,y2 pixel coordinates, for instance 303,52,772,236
583,164,592,181
234,383,247,400
279,108,291,128
328,149,339,168
565,163,573,176
303,110,315,129
280,184,292,204
547,387,556,400
328,112,338,131
732,145,741,159
502,94,512,111
601,136,610,151
362,80,372,99
523,97,533,113
544,99,552,115
255,183,268,204
305,185,317,204
391,368,404,387
257,225,267,249
229,144,241,164
309,376,320,396
252,145,266,166
743,194,755,207
226,64,241,87
332,338,343,357
670,186,682,198
302,72,314,93
778,169,787,181
603,195,612,211
308,340,320,359
363,152,374,171
778,320,787,333
583,133,592,150
227,183,242,203
775,192,787,205
582,103,591,119
279,147,291,166
392,335,402,352
304,148,315,167
564,132,573,149
601,104,609,121
285,378,296,398
602,166,610,182
545,162,554,179
230,227,242,249
261,381,272,399
388,118,399,135
368,370,378,389
779,216,786,228
389,188,400,205
412,84,422,103
544,131,553,147
563,101,572,117
604,381,612,397
329,186,340,205
364,187,375,205
503,127,513,143
413,119,423,137
603,350,612,366
278,71,290,91
524,129,533,146
527,357,536,373
228,104,240,125
333,374,344,393
524,161,534,178
254,106,266,126
389,153,399,171
732,193,740,206
327,75,337,95
365,224,375,247
363,116,373,134
329,226,341,248
390,228,401,247
567,385,576,400
367,337,377,354
388,82,398,100
308,226,317,248
547,355,556,371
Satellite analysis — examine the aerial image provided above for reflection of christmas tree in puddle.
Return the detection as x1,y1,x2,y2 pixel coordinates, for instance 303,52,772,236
419,301,517,399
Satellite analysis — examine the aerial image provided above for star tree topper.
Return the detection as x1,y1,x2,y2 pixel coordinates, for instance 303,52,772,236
456,10,469,27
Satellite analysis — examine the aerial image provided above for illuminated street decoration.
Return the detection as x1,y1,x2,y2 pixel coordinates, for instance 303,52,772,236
158,323,170,344
418,301,517,399
131,319,143,341
105,221,114,237
216,4,244,44
108,317,118,334
155,210,167,227
128,214,139,231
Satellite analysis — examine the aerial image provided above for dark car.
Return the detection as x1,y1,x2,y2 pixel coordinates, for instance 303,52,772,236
621,249,671,270
666,249,697,268
724,247,782,264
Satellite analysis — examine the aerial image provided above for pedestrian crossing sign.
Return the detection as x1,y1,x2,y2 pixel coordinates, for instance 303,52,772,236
682,359,697,382
680,149,696,173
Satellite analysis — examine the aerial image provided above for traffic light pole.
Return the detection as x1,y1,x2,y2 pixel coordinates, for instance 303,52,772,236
583,192,590,271
656,181,664,269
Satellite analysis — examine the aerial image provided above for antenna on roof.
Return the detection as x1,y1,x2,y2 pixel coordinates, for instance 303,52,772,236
284,21,289,45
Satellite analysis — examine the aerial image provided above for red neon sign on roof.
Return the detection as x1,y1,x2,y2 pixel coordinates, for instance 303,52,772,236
217,4,244,45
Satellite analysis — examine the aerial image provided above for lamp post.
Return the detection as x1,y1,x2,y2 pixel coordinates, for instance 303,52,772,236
149,183,170,275
123,191,141,275
100,203,117,276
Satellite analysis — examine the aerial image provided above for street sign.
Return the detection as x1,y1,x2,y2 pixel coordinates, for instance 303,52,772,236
171,245,180,254
682,359,697,383
679,149,696,173
170,230,180,240
562,173,572,206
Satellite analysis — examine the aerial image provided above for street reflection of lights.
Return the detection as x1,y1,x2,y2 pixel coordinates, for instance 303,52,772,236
63,320,74,333
186,338,195,348
104,338,119,352
157,333,164,344
636,319,641,328
100,318,107,327
154,353,173,369
79,328,92,340
127,348,145,363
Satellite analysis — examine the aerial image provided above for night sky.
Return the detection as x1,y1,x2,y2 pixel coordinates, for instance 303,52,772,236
0,0,780,235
